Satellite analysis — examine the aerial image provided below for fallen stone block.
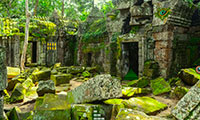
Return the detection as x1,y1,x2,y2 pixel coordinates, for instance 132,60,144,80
7,106,21,120
66,74,122,104
18,111,34,120
10,83,26,103
178,68,200,85
34,94,70,110
33,94,71,120
33,110,71,120
172,80,200,120
170,86,189,100
122,87,151,97
67,66,85,74
150,77,171,95
122,97,167,115
50,74,72,86
32,70,51,83
116,108,167,120
7,67,20,79
71,104,112,120
36,80,55,96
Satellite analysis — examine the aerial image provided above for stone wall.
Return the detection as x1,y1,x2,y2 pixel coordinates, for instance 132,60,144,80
0,36,20,67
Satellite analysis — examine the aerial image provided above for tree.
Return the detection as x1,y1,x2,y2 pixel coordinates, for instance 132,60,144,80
20,0,31,71
62,0,65,17
33,0,39,16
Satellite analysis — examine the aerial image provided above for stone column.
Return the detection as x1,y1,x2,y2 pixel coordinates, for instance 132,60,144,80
0,47,7,119
0,96,3,119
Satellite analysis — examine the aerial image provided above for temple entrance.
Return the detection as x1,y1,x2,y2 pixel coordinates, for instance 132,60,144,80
32,41,37,63
122,42,139,80
87,53,92,67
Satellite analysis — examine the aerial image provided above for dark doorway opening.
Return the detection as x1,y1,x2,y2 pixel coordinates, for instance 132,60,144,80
87,53,92,67
32,41,37,63
123,42,139,80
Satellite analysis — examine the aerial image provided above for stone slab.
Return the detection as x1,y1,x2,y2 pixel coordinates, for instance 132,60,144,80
67,74,122,104
172,80,200,120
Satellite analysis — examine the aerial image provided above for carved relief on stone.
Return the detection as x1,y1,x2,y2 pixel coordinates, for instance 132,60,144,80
129,2,153,25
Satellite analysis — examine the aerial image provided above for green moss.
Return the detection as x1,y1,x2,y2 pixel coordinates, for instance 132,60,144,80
170,86,189,99
34,97,44,110
168,77,181,86
122,87,151,97
50,74,72,86
150,77,171,95
33,110,71,120
137,77,150,88
178,68,200,85
122,97,167,115
32,70,51,83
104,99,123,105
7,107,21,120
10,83,26,103
126,80,138,87
82,71,91,78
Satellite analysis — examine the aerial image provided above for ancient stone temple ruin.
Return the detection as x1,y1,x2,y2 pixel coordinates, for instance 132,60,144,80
78,0,200,79
1,0,200,80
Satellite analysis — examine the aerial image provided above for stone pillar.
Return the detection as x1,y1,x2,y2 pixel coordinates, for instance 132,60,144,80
0,97,3,119
153,28,174,78
0,47,7,119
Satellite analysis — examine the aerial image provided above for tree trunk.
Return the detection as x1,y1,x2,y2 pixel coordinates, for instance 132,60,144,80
20,0,31,71
33,0,39,16
62,0,65,17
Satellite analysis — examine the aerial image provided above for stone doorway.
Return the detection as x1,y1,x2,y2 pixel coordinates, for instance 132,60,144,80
87,53,92,67
32,41,37,63
122,42,139,79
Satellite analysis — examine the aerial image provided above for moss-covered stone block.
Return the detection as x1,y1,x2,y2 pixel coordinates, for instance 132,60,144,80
71,104,112,120
25,86,38,98
116,108,167,120
103,99,125,119
10,83,26,103
67,66,85,74
53,63,61,69
178,68,200,85
66,74,122,104
34,94,70,111
36,80,55,96
19,111,34,120
122,97,167,115
7,107,21,120
50,74,72,86
7,78,25,91
22,78,34,90
170,86,189,100
172,80,200,120
32,70,51,83
104,99,123,105
143,60,160,79
150,77,171,95
51,69,58,75
7,67,20,79
33,110,71,120
122,87,151,97
33,94,71,119
168,77,181,86
137,77,150,88
3,89,10,103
